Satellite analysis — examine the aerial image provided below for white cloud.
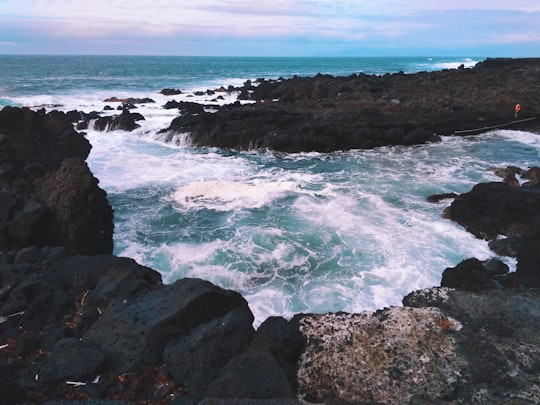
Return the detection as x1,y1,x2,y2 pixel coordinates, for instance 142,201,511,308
0,0,538,54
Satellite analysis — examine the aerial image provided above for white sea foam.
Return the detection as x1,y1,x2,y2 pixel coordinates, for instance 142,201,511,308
84,127,537,327
171,179,297,211
496,129,540,150
432,58,479,70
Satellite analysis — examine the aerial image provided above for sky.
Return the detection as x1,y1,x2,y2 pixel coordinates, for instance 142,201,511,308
0,0,539,57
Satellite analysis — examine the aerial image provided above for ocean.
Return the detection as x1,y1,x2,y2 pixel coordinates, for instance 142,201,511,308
1,55,539,326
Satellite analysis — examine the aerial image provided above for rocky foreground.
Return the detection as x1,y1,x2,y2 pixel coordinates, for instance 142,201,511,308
1,59,540,404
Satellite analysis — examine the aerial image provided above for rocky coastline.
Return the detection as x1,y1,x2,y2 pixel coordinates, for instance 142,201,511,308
1,58,540,404
159,58,540,152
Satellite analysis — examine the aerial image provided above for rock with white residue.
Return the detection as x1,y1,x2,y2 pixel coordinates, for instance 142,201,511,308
297,307,462,404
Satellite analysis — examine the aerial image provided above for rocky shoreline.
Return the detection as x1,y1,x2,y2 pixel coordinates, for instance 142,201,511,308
159,58,540,152
1,59,540,404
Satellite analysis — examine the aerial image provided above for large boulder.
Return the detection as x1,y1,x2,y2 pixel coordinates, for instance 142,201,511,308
83,278,254,374
38,158,113,255
0,106,90,170
163,308,255,396
441,257,503,291
297,307,462,404
403,287,540,404
0,253,163,404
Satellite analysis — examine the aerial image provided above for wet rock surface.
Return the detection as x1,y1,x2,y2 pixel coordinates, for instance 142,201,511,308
92,109,145,132
161,58,540,152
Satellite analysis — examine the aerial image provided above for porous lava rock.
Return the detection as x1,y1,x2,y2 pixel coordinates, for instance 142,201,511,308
403,287,540,404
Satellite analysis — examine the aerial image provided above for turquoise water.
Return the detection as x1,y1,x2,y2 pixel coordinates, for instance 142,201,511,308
2,55,538,326
0,55,478,97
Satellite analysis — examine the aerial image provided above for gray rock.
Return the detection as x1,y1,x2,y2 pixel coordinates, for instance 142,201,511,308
84,278,253,373
205,350,294,399
49,337,105,380
404,287,540,404
164,308,254,394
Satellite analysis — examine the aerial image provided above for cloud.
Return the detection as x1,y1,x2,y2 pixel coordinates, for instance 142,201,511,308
0,0,538,55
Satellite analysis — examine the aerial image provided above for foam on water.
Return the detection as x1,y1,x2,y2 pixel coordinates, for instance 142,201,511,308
432,58,478,70
84,130,538,326
64,119,540,327
171,180,298,211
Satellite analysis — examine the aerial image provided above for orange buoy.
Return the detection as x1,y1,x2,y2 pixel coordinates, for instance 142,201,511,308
515,103,521,117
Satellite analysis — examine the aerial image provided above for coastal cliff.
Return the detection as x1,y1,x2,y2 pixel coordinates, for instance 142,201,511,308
1,59,540,404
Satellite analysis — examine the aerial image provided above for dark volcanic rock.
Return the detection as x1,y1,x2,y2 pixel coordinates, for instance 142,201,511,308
163,100,206,114
249,316,306,393
103,96,155,104
162,102,440,153
162,58,540,152
443,182,535,239
0,249,304,404
441,258,500,291
40,337,106,381
84,278,253,374
164,308,255,396
0,107,113,254
160,88,183,95
0,106,90,169
427,192,458,203
93,109,145,132
443,173,540,286
0,254,165,404
197,316,306,401
39,158,113,255
205,349,294,399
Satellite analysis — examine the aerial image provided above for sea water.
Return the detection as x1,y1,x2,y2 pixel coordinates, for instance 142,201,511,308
1,55,538,326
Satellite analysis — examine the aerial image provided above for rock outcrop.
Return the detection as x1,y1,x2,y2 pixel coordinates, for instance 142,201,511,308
161,58,540,152
442,167,540,287
296,287,540,405
0,107,113,254
92,109,145,132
